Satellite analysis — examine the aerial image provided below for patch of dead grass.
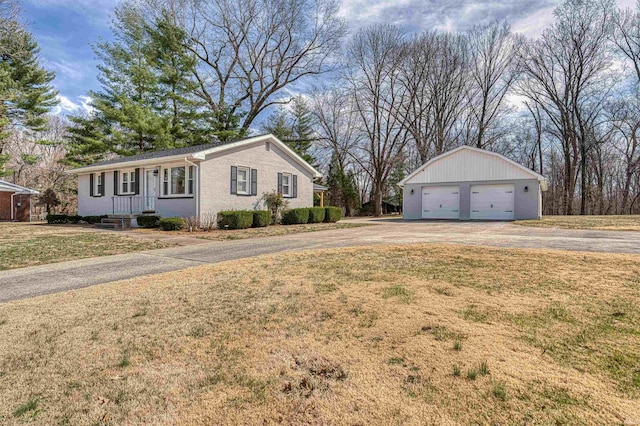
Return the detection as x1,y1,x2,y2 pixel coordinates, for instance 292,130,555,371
0,222,174,270
515,215,640,231
0,244,639,424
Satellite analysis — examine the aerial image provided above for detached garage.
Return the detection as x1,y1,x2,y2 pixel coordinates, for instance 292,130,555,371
0,179,39,222
399,146,547,221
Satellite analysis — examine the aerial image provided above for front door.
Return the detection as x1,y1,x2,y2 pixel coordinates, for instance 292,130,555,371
145,170,157,212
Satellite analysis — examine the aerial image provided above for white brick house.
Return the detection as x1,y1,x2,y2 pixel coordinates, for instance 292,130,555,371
69,134,321,224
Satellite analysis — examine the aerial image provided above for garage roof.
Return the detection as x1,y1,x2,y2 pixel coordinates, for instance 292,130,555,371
0,179,39,194
399,146,548,190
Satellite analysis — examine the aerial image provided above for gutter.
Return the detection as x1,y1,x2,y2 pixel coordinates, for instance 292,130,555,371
184,157,200,220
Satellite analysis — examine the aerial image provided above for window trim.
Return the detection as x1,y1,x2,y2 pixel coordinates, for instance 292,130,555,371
160,163,195,198
119,169,136,195
236,165,250,195
281,172,292,198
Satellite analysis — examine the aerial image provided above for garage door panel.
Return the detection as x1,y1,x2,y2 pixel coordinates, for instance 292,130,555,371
422,186,460,219
470,184,514,220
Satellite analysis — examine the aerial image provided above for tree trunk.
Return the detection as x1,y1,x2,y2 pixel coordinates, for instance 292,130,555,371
373,184,383,217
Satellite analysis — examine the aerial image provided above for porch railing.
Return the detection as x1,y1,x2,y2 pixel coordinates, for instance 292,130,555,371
111,196,156,214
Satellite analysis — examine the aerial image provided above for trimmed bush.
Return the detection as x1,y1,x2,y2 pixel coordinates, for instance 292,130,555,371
46,214,102,224
324,206,342,223
46,214,68,224
66,215,82,224
217,210,253,230
281,208,310,225
308,207,326,223
252,210,270,228
159,217,184,231
82,215,108,224
137,215,161,228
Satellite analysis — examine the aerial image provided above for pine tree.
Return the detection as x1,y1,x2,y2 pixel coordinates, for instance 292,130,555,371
262,95,316,164
88,5,170,156
0,22,57,176
67,6,241,163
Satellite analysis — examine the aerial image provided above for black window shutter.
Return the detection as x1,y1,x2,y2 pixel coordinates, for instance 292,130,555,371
134,168,140,194
292,174,298,198
277,172,283,195
100,172,106,196
251,169,257,196
113,171,119,196
230,166,237,194
89,173,95,197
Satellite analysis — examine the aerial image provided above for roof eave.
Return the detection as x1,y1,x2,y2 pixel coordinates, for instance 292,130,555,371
68,153,201,174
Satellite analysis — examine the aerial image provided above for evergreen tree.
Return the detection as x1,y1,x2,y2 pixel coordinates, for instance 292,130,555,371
262,95,316,164
67,6,243,164
0,21,57,176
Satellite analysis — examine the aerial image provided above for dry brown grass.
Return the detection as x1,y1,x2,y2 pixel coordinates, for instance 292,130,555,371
132,222,367,240
516,215,640,231
0,244,639,425
0,222,174,270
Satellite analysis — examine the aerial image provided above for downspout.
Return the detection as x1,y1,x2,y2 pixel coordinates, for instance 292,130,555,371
10,193,19,221
184,157,200,220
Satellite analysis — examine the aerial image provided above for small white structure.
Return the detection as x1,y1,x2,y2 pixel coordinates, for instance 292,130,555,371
399,146,547,221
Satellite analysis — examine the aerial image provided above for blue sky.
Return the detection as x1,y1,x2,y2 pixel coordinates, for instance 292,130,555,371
23,0,636,116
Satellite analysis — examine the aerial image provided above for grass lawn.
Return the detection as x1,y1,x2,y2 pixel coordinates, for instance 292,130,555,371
0,223,175,271
1,244,639,424
515,215,640,231
132,222,368,241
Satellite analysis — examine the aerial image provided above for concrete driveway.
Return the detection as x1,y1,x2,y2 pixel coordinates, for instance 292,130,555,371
1,218,638,303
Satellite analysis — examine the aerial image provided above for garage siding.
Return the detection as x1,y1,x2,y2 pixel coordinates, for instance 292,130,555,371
403,179,541,220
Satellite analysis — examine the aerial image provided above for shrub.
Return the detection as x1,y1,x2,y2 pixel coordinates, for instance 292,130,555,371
252,210,270,228
82,215,108,224
67,215,82,224
217,210,253,230
159,217,184,231
262,191,289,224
46,214,68,224
308,207,326,223
137,215,160,228
281,208,310,225
324,206,342,223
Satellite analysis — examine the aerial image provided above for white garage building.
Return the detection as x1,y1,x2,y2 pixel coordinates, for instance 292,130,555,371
399,146,548,221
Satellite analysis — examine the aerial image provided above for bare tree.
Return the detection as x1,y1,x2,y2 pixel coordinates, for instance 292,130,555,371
466,21,518,149
148,0,346,131
516,0,615,215
396,31,469,163
346,24,409,217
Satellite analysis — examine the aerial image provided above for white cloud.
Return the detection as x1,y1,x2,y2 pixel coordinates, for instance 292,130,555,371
48,59,84,80
53,95,94,115
511,6,556,38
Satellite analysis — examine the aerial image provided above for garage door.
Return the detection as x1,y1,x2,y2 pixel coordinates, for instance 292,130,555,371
470,184,515,220
422,186,460,219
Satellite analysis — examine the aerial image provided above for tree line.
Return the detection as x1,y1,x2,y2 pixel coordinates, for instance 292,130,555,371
1,0,639,217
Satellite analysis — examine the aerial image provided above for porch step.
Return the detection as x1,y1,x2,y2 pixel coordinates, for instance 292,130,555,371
94,216,132,230
94,222,120,230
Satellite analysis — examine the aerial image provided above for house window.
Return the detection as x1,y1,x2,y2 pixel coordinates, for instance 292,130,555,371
282,172,291,197
95,173,102,195
120,170,135,194
162,165,194,196
237,166,249,195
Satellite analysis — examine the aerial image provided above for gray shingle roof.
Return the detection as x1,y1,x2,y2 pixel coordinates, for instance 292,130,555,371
76,134,270,169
